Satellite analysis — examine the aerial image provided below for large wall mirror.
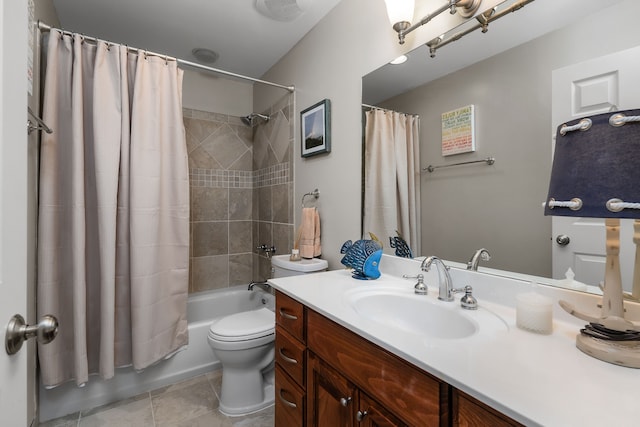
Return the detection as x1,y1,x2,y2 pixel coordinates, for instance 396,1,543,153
362,0,640,292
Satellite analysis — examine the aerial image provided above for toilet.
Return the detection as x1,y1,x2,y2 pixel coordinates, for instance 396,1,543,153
207,254,328,416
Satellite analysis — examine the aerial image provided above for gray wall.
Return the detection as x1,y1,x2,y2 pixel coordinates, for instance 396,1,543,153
257,0,638,275
185,93,294,294
380,0,640,277
255,0,504,269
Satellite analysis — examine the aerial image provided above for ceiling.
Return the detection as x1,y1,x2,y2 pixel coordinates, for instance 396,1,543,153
51,0,344,80
363,0,623,105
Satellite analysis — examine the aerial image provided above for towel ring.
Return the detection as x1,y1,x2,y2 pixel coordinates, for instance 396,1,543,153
302,189,319,207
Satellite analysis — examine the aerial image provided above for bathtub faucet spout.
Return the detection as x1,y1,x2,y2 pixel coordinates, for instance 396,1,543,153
248,281,271,292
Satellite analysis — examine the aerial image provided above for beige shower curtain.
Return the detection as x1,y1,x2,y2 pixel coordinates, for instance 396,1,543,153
38,32,189,387
363,108,421,255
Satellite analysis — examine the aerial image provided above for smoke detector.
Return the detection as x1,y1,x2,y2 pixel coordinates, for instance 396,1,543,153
255,0,311,22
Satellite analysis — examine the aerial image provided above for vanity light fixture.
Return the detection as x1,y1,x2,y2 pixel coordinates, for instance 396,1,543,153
424,0,533,59
384,0,483,45
544,109,640,368
389,54,408,65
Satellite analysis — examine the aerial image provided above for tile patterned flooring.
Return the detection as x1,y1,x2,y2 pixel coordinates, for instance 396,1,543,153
39,370,274,427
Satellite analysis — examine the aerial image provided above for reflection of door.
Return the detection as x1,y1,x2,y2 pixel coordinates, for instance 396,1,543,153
0,1,30,425
551,46,640,288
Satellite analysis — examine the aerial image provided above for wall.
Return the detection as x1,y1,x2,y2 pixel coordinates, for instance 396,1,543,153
185,108,255,292
255,0,503,269
378,0,640,277
185,92,294,293
182,70,253,117
256,0,636,274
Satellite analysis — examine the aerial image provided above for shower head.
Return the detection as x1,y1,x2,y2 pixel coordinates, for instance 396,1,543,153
241,113,270,126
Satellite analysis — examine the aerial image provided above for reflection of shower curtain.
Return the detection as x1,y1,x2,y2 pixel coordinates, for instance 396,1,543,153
363,109,421,255
37,32,189,387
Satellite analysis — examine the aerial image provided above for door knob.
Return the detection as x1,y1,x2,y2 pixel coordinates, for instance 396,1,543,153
5,314,58,355
556,234,571,246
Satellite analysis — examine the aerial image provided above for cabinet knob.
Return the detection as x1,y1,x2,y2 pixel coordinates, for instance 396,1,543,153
356,410,368,422
340,396,352,407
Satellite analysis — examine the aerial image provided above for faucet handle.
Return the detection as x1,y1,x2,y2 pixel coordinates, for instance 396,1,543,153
458,285,478,310
403,274,428,295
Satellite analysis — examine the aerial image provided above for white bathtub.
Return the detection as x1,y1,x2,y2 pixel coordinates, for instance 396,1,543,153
39,285,275,422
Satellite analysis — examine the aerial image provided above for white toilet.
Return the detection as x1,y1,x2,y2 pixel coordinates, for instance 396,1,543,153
207,254,328,416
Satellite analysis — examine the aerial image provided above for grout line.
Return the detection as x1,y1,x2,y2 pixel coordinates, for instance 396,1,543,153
148,391,157,427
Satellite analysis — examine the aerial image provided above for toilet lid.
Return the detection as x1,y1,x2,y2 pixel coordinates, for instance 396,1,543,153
209,307,275,342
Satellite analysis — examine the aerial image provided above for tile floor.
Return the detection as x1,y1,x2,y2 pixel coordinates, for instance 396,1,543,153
39,370,274,427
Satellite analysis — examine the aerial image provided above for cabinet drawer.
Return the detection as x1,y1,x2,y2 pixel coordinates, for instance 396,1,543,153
275,325,306,388
276,290,305,342
307,309,446,427
275,364,305,427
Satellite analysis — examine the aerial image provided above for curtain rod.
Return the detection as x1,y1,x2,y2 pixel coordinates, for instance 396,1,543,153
362,103,418,117
37,21,295,93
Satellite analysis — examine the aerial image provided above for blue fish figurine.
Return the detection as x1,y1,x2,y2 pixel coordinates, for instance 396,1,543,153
389,231,413,258
340,239,383,280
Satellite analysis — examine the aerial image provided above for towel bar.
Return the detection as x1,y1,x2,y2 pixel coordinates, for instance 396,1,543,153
302,189,319,207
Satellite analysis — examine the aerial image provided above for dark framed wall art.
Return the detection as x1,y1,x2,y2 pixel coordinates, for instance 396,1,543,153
301,99,331,157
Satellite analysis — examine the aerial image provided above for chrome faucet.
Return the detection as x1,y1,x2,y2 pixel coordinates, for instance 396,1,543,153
421,256,455,302
248,281,271,292
467,248,491,271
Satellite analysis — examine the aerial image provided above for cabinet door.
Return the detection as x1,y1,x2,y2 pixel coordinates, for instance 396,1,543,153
358,393,407,427
453,389,523,427
307,352,357,427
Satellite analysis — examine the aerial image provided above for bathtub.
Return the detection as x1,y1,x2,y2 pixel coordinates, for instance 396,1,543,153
39,285,275,422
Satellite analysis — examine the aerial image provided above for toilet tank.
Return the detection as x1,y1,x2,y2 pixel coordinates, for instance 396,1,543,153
271,254,328,278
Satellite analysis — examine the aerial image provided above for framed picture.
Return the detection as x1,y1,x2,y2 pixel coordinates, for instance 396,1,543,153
301,99,331,157
441,104,476,156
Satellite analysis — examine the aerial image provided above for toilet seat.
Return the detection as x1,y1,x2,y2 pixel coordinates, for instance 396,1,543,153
209,307,275,342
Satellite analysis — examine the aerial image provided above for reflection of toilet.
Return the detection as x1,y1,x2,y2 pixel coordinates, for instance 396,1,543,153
207,254,328,416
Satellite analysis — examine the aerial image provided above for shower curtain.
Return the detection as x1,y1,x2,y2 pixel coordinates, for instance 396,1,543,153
37,32,189,387
363,108,421,255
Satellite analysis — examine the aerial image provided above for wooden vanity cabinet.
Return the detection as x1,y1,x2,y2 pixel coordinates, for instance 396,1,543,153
307,352,407,427
275,291,523,427
306,308,446,427
275,291,307,426
452,389,523,427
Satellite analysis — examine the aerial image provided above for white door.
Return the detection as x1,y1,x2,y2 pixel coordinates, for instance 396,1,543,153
551,45,640,289
0,1,31,425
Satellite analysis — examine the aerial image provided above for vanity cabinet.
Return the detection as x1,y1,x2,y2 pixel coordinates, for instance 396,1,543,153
452,389,523,427
307,352,407,427
275,290,522,427
306,308,445,427
275,291,307,426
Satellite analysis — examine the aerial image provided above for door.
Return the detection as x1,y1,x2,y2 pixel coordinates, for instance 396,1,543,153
307,352,356,427
0,1,31,425
358,392,406,427
551,45,640,289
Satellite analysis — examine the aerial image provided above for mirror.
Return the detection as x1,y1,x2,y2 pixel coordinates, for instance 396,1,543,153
362,0,638,288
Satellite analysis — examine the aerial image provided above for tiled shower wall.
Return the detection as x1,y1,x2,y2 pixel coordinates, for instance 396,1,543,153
184,94,294,293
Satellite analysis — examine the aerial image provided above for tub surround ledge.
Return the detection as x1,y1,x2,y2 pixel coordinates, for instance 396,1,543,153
268,254,640,427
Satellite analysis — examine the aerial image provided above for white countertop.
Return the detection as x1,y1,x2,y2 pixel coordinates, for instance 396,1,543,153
269,255,640,427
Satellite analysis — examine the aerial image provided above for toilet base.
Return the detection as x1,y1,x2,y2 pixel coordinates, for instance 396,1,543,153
218,365,275,417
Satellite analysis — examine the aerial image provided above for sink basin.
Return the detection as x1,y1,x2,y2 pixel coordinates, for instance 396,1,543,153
347,288,507,340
